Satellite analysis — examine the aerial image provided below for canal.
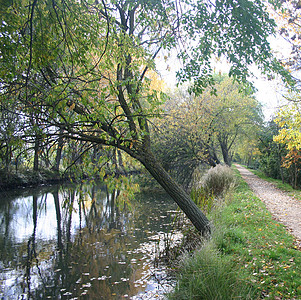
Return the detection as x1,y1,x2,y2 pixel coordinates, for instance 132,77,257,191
0,182,181,299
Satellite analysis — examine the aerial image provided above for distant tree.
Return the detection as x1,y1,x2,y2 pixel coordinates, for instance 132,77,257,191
152,88,220,190
257,120,287,181
198,76,263,166
274,100,301,187
153,76,263,190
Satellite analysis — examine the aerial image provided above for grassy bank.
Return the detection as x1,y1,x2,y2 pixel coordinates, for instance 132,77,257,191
169,167,301,299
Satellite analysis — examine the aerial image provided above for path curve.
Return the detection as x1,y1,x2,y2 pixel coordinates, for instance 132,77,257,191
235,164,301,242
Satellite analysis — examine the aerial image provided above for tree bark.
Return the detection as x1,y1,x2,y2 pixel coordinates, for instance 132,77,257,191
33,135,40,171
206,146,220,167
220,139,231,166
54,127,64,172
137,149,211,235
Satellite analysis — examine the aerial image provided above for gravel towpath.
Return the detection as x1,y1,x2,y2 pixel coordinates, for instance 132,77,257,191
235,164,301,242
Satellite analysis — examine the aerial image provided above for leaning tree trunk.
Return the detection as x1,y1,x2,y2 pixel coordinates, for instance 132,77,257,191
137,149,211,235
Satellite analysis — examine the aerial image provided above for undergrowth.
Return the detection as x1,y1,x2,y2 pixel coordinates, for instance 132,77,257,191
169,166,301,299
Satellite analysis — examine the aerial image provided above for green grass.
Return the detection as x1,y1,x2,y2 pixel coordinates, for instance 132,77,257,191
169,168,301,299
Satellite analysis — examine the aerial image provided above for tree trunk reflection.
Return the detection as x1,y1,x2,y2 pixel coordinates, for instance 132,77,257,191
24,194,38,297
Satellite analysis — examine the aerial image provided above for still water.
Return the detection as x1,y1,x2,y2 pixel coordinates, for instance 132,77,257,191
0,183,181,299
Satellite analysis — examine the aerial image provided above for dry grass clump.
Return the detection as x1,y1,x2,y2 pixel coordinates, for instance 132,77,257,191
200,164,237,197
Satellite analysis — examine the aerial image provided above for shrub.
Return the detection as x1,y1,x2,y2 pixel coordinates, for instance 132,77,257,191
200,164,236,197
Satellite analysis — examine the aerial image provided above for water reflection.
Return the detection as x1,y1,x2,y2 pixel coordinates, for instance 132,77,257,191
0,183,179,299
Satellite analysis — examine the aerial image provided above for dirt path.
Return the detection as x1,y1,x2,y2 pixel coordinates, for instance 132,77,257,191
235,164,301,243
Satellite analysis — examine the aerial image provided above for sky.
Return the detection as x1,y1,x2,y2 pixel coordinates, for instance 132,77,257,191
253,75,286,120
253,34,293,120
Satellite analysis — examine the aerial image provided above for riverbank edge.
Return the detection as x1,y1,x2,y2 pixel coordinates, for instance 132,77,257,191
0,168,142,192
168,166,301,299
0,168,82,192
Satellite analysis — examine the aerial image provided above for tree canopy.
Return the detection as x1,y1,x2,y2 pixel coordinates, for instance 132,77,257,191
0,0,292,233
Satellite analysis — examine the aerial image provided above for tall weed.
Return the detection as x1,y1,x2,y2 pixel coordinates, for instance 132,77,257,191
191,164,236,213
190,186,215,214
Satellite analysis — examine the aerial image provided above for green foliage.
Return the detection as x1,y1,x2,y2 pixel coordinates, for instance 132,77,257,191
0,0,294,231
0,0,178,178
0,0,289,171
273,101,301,188
256,100,301,189
190,186,215,214
260,154,283,179
177,0,292,93
257,120,294,185
199,76,263,166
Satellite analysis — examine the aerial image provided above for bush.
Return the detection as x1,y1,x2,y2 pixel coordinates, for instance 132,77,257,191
200,164,236,197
